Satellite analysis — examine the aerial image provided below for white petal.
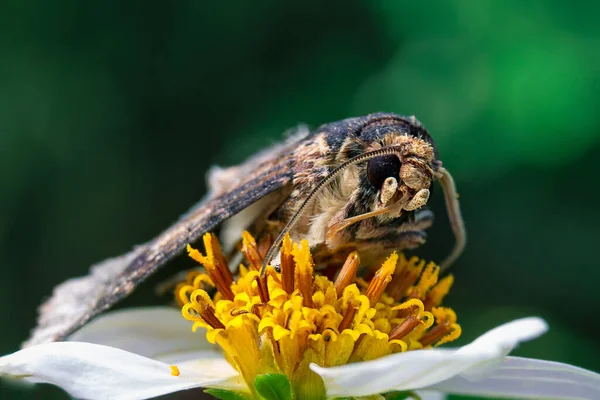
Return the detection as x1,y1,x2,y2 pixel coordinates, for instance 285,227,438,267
177,356,248,392
69,307,219,363
454,317,548,381
0,342,239,400
430,356,600,399
311,348,479,397
311,317,548,397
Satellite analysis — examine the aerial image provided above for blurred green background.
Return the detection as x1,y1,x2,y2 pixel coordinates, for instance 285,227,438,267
1,1,599,399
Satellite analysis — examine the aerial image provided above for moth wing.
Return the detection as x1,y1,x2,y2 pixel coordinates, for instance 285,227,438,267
24,155,295,347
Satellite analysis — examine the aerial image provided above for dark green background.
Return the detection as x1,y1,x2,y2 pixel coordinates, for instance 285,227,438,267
1,1,599,399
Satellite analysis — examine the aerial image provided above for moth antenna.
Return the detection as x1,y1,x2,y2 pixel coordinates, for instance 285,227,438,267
260,145,407,276
436,166,466,272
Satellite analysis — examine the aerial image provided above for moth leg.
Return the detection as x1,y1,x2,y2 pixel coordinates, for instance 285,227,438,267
313,230,429,268
359,230,430,268
366,230,429,251
397,209,434,233
435,166,466,271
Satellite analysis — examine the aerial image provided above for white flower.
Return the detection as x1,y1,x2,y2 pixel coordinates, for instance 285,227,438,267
2,307,598,400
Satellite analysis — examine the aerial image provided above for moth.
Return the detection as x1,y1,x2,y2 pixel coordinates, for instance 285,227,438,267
24,112,465,347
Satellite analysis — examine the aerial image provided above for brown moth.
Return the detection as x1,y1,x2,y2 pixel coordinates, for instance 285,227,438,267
24,113,465,347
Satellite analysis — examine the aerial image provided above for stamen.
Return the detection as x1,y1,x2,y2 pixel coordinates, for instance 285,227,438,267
257,233,274,260
292,240,314,307
436,324,461,346
187,236,234,301
210,233,233,284
242,231,262,270
170,365,180,376
280,234,295,294
334,251,360,298
419,324,449,346
392,298,425,318
420,307,460,347
338,301,357,331
388,314,421,341
198,302,226,329
387,255,426,301
250,303,266,318
416,262,439,294
364,252,398,306
406,262,439,300
182,289,226,330
389,299,434,342
255,276,270,303
424,275,454,310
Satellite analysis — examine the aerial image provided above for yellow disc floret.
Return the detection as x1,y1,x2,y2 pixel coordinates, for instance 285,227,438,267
178,232,461,399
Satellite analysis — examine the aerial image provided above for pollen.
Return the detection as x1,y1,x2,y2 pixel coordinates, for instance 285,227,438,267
170,365,180,376
179,232,461,399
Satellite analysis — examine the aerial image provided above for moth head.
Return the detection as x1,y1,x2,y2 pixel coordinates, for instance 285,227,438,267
367,154,401,204
261,114,465,276
365,137,436,214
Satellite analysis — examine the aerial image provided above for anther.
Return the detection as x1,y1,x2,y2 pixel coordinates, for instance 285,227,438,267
387,256,425,301
250,303,267,319
257,233,274,260
242,231,262,270
420,308,460,346
406,262,439,300
255,276,270,303
280,234,295,294
197,300,225,330
293,240,314,307
419,323,451,346
338,301,357,331
388,314,421,341
334,251,360,298
210,233,233,284
364,252,398,306
187,241,234,301
423,275,454,310
210,270,234,300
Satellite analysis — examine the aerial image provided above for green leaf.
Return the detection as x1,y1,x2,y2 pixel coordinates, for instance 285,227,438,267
204,388,254,400
384,391,422,400
254,373,293,400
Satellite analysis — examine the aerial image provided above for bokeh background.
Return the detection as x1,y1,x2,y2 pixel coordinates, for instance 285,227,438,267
1,1,599,399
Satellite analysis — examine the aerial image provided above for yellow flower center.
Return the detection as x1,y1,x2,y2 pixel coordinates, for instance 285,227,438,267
177,232,461,399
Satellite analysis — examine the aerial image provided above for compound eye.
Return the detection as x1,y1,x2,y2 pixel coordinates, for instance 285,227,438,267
366,155,401,189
